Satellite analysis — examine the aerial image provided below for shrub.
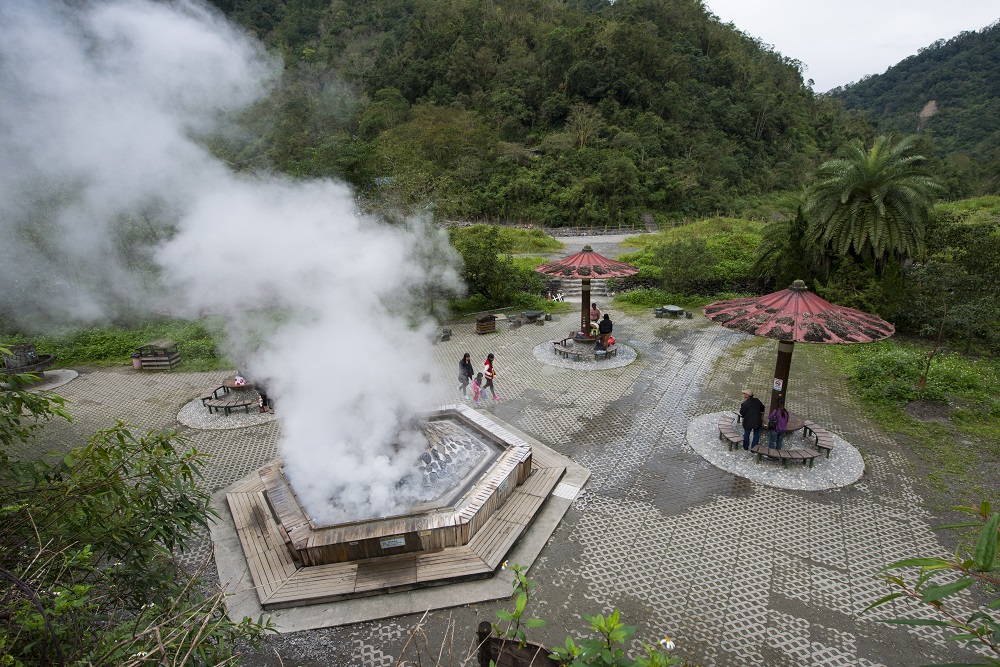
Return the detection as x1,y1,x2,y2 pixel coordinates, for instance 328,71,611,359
0,368,271,664
2,318,226,369
847,340,1000,410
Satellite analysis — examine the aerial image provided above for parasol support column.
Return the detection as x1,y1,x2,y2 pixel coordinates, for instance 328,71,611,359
769,340,794,416
580,278,591,336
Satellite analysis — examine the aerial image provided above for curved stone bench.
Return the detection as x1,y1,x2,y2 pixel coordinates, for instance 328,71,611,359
750,445,820,468
717,412,743,451
205,393,257,416
802,420,835,458
552,342,583,361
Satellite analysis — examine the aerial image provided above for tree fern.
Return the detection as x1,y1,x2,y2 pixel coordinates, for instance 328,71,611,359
804,135,944,271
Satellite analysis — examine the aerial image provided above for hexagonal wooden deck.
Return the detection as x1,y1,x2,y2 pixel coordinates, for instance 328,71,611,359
226,464,565,609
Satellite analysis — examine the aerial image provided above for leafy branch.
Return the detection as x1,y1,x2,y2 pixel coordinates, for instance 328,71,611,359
864,501,1000,666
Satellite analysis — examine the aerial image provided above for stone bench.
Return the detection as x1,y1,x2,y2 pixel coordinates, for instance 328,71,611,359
717,412,743,451
802,420,835,458
552,342,583,361
594,344,618,360
750,445,821,468
200,385,224,406
205,392,257,416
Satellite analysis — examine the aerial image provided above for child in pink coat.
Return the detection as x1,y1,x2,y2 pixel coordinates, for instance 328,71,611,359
471,372,484,405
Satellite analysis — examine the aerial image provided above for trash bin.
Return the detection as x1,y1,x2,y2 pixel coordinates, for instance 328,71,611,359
130,353,142,369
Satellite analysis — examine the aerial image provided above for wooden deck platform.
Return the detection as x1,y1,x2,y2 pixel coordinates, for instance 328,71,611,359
227,464,565,609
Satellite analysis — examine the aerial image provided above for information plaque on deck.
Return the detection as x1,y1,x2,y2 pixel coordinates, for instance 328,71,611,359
380,536,407,550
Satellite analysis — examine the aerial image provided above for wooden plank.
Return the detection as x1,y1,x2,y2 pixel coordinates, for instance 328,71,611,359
230,474,264,494
468,519,522,568
266,569,357,604
354,556,418,591
516,466,564,498
527,447,562,470
416,550,492,580
496,492,545,526
244,554,276,599
275,561,357,584
229,491,299,599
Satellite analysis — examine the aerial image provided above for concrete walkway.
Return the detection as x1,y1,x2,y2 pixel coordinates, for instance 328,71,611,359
25,308,985,666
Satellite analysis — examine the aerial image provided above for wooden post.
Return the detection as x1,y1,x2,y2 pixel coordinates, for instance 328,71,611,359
769,340,794,416
580,278,591,336
477,621,493,667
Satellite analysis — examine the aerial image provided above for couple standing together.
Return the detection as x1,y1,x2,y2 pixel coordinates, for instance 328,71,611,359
458,353,499,404
739,389,789,450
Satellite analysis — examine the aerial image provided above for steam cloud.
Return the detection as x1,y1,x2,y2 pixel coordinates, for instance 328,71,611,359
0,0,462,522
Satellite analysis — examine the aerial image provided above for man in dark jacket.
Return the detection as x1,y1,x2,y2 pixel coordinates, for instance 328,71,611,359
598,314,613,346
739,388,765,450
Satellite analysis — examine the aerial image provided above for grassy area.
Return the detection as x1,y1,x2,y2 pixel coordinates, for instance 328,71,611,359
614,217,767,290
619,217,767,247
448,224,564,253
816,339,999,506
2,318,231,371
511,255,551,272
612,287,754,315
934,195,1000,221
447,294,575,319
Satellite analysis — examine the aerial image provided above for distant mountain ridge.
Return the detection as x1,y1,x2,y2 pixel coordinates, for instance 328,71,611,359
829,21,1000,162
206,0,871,223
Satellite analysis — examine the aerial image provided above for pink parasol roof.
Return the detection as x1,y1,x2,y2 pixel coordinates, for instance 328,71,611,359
703,280,894,343
535,245,638,279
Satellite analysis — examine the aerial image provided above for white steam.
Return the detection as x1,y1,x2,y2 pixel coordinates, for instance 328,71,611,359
1,0,462,522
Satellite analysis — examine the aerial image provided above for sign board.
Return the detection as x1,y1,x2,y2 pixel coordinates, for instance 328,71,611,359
773,378,783,391
379,536,406,550
498,479,509,496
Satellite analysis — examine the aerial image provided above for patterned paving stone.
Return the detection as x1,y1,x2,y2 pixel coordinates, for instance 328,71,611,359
23,302,991,666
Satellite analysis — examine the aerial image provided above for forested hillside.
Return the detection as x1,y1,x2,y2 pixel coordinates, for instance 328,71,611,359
830,22,1000,196
206,0,869,224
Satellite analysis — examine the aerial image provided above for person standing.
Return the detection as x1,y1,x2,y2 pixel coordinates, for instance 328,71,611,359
767,400,790,450
256,380,272,414
598,313,613,346
458,352,474,399
739,388,765,450
482,353,499,401
589,302,601,330
471,372,484,405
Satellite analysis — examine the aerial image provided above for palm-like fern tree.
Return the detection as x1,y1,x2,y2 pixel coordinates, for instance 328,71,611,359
804,135,943,271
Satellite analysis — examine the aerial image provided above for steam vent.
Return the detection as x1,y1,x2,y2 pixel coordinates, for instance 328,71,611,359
226,404,565,609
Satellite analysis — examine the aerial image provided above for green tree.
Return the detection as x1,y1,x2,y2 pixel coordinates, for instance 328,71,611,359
0,355,270,665
358,87,411,140
898,208,1000,353
566,103,605,149
449,225,520,306
653,238,718,294
804,135,944,271
864,501,999,666
754,206,822,286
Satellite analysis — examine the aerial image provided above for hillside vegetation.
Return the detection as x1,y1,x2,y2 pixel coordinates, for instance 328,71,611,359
208,0,869,224
830,22,1000,196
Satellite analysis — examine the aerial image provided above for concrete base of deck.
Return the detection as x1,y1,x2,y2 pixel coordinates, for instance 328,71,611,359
210,415,589,632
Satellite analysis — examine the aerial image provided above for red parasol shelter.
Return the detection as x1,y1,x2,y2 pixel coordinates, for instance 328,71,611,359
535,245,638,339
703,280,895,414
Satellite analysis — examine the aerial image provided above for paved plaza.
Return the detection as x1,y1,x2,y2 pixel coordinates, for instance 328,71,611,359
24,304,987,667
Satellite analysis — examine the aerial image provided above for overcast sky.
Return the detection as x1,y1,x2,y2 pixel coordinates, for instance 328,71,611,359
703,0,999,92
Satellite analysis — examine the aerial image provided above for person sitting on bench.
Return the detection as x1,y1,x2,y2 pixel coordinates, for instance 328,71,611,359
598,314,613,346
